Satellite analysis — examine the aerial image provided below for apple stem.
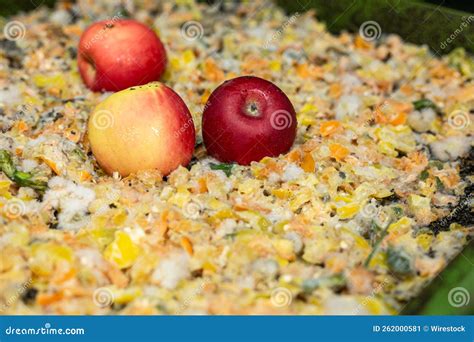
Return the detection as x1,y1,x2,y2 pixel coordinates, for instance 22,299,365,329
244,101,261,118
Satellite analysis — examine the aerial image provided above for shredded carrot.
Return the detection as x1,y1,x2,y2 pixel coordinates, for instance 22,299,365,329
48,87,61,97
374,105,388,124
181,236,194,255
320,120,341,137
355,35,371,49
286,149,301,163
65,129,81,143
157,211,170,239
453,84,474,102
197,177,207,193
387,99,413,114
40,157,61,175
63,25,83,36
328,83,342,99
430,63,456,79
399,84,414,96
329,143,350,161
16,120,28,132
80,170,92,182
226,71,238,79
375,100,410,126
201,89,211,105
204,58,224,82
37,291,64,306
325,255,347,273
389,111,407,125
106,266,129,288
52,268,76,284
296,63,323,79
301,152,315,173
241,55,268,74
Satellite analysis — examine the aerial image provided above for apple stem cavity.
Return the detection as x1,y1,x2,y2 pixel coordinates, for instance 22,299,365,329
244,101,261,118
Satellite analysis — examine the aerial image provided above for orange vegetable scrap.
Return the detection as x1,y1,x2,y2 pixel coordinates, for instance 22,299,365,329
374,100,411,126
181,236,194,255
301,152,315,172
320,120,342,137
329,143,350,161
204,58,224,82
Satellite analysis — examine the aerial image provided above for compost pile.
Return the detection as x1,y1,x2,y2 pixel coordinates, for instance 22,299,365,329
0,0,472,314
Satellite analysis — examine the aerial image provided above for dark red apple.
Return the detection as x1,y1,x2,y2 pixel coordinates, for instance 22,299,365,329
78,19,167,92
202,76,297,165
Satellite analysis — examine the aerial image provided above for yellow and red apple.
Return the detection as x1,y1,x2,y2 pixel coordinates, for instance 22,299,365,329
88,82,195,176
78,19,167,92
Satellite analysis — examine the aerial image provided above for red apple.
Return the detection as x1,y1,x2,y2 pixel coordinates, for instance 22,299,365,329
88,82,195,176
78,19,167,92
202,76,297,165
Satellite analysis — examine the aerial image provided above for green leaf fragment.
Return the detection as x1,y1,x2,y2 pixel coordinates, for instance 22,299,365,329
72,147,86,161
413,98,437,111
365,221,391,268
0,150,48,192
302,273,346,293
387,246,415,278
419,169,429,180
435,177,445,191
392,206,403,218
447,48,474,77
429,160,444,170
209,162,234,177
